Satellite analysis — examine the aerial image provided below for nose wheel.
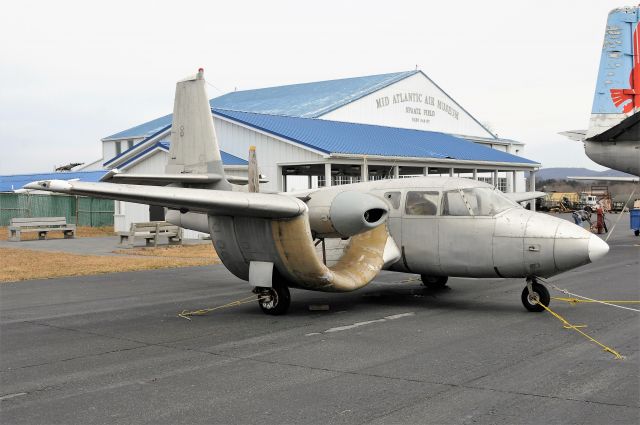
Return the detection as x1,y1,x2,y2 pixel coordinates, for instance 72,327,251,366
521,278,550,312
255,284,291,315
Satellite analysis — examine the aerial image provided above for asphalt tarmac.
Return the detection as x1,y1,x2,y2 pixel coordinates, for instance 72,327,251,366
1,218,639,424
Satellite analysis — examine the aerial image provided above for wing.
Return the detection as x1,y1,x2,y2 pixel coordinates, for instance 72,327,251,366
503,191,547,203
567,176,639,182
24,180,306,219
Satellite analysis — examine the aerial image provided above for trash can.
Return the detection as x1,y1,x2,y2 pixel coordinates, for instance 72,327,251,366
631,209,640,236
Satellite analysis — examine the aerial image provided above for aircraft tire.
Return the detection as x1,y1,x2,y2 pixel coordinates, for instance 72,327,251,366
521,282,550,312
258,284,291,315
420,275,448,288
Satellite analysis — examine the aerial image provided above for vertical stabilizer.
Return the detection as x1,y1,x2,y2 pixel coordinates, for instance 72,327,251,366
166,69,230,189
588,6,640,138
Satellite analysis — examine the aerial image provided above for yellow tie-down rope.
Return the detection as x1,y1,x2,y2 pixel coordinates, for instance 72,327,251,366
544,281,640,313
178,294,267,320
553,297,640,306
179,276,423,319
535,300,624,360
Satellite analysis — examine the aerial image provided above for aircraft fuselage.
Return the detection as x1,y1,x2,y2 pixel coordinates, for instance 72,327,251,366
584,140,640,177
332,177,607,280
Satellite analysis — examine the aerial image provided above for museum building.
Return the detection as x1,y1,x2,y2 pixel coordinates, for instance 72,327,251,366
83,70,540,232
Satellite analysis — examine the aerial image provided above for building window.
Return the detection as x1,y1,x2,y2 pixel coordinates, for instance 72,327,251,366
115,141,122,155
497,178,507,192
127,140,134,149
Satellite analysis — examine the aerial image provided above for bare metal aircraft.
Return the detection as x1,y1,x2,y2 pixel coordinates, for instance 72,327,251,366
561,6,640,180
26,70,610,315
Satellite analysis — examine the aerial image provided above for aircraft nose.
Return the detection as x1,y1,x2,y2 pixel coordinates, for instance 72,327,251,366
588,234,609,263
553,220,607,273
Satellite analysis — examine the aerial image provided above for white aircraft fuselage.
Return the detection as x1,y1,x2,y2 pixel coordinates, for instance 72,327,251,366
292,177,608,280
584,139,639,177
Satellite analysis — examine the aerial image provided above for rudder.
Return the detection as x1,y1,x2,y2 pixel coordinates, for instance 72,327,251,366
166,69,230,190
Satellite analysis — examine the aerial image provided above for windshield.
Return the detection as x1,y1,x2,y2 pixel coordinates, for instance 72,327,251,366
461,188,519,216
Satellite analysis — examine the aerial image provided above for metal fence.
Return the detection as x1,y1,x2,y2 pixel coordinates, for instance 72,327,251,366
0,193,114,227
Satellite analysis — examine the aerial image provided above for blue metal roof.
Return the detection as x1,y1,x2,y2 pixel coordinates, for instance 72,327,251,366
103,114,173,141
210,71,419,118
111,139,248,169
0,171,108,192
104,71,418,140
215,109,538,165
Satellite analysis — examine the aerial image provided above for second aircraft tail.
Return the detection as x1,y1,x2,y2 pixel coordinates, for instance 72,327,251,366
588,6,640,139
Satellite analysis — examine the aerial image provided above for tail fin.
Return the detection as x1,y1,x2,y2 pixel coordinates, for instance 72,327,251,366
588,6,640,138
165,68,230,190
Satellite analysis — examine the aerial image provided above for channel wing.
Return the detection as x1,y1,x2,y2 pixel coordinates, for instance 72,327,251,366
23,180,306,219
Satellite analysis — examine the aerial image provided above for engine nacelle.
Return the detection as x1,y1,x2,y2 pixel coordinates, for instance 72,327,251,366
165,209,209,233
307,190,389,238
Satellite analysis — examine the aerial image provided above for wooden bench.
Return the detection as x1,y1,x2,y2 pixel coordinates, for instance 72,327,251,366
118,221,183,248
8,217,76,242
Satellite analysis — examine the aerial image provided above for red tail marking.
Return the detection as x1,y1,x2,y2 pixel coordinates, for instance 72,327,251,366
610,23,640,113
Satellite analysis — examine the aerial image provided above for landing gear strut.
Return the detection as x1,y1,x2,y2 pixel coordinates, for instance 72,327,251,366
521,277,550,312
255,284,291,315
420,275,448,288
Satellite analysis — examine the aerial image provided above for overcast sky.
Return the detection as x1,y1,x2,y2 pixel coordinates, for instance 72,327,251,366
0,0,628,175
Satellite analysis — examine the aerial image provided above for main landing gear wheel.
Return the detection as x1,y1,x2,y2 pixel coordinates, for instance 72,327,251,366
256,285,291,315
521,280,550,312
420,275,448,288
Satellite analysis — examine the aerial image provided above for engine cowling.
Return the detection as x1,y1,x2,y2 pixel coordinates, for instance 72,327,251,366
306,190,389,238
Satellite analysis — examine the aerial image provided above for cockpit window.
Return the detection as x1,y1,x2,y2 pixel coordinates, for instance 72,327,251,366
442,190,470,216
442,188,518,216
405,191,439,215
461,188,519,216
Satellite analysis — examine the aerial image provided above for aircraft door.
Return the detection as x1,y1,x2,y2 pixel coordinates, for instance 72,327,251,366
401,190,441,274
438,189,496,277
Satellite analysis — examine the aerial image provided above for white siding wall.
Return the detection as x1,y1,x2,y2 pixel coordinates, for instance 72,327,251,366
321,73,495,138
114,150,169,232
515,171,526,193
102,141,117,163
490,144,508,152
214,117,324,192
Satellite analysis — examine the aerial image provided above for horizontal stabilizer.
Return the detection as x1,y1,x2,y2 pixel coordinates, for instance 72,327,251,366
23,180,306,219
503,191,546,203
101,170,269,186
559,130,587,142
101,170,224,185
